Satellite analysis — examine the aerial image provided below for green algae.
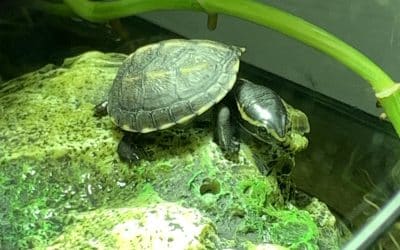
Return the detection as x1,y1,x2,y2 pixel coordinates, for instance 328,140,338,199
266,208,319,249
48,201,219,249
0,51,340,249
0,52,136,249
48,185,219,249
143,128,318,248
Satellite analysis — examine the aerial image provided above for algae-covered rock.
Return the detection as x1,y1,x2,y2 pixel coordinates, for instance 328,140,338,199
0,51,341,249
304,198,348,249
48,187,219,249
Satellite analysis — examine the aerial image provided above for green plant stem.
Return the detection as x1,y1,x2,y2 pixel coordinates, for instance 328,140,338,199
63,0,203,22
34,0,400,136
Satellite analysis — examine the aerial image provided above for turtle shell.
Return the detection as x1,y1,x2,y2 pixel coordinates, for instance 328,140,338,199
107,39,244,133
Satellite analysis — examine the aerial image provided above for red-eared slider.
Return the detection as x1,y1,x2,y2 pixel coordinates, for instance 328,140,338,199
95,39,309,163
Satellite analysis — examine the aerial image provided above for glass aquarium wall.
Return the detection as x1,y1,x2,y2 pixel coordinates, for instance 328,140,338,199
141,0,400,117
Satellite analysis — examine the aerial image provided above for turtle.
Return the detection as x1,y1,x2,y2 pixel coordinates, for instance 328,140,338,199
95,39,309,163
226,78,309,179
228,78,310,152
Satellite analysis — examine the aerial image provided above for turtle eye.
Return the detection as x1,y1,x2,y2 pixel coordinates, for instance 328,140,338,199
257,126,269,135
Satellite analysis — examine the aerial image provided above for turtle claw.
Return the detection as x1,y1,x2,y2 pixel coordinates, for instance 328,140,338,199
223,138,240,161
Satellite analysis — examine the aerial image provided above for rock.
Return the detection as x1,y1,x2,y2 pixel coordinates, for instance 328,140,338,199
294,193,351,249
0,51,338,249
47,192,219,249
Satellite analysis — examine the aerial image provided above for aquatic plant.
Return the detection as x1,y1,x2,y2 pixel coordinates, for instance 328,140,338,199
28,0,400,137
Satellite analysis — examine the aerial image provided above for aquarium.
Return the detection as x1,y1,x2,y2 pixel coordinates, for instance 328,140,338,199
0,1,399,249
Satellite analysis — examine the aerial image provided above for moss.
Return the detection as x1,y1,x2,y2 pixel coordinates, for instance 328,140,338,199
0,52,136,248
144,128,294,247
130,184,162,205
236,178,272,210
49,202,218,249
265,207,319,249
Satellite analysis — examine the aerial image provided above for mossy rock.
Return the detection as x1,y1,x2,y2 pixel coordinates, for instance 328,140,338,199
48,185,219,249
0,51,340,249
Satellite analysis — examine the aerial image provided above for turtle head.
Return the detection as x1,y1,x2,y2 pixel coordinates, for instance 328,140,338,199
236,106,289,144
249,103,289,142
235,78,289,144
234,78,310,151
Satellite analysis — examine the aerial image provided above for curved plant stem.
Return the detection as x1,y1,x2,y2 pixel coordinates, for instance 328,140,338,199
33,0,400,136
63,0,203,22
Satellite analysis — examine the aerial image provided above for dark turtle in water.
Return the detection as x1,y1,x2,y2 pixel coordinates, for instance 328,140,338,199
95,39,309,163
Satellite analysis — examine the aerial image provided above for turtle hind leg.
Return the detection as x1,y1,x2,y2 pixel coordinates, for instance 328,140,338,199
213,103,240,160
117,133,147,165
94,101,108,117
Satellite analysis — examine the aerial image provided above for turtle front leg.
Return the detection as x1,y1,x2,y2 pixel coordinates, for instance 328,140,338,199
214,103,240,159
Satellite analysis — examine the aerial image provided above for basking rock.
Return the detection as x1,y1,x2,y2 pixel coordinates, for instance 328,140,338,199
48,191,219,249
0,51,341,249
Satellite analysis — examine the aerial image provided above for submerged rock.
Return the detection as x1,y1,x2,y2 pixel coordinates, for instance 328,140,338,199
0,51,341,249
